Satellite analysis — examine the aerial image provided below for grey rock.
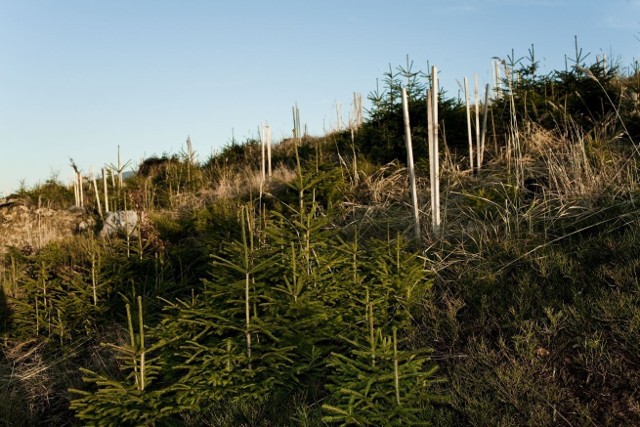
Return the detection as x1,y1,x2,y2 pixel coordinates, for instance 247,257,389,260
100,210,139,238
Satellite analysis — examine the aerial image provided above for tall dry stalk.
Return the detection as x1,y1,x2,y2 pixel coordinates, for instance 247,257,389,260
504,62,524,186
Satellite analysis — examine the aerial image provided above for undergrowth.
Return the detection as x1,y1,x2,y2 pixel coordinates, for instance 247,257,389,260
2,44,640,425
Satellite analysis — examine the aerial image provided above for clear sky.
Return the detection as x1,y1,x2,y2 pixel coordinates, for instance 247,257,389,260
1,0,639,195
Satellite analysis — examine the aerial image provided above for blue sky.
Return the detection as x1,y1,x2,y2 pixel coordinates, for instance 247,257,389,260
1,0,639,194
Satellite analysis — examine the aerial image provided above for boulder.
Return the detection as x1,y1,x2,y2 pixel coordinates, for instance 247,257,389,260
100,211,139,238
0,205,93,255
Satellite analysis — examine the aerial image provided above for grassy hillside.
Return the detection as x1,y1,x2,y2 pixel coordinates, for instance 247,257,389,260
2,48,640,425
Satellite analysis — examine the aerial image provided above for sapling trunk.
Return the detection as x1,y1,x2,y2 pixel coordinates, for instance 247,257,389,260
35,293,39,334
241,206,252,365
91,252,97,306
137,296,145,392
124,197,130,258
125,302,139,390
290,243,299,302
137,218,143,261
110,166,115,190
393,327,400,406
351,128,358,186
57,308,63,345
366,289,376,367
41,262,47,325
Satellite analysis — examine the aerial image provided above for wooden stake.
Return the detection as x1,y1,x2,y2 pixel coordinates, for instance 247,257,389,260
117,145,123,188
102,168,109,213
494,60,502,99
186,135,194,164
259,125,266,182
427,88,435,224
401,87,421,244
92,175,102,218
464,77,474,171
475,74,481,171
78,173,84,208
186,136,193,183
266,125,272,177
432,66,441,235
480,83,490,168
73,182,79,207
296,105,301,142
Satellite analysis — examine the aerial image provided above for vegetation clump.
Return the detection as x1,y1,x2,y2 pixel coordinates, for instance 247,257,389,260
2,42,640,425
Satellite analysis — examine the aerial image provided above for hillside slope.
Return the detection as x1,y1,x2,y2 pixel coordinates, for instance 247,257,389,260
2,55,640,426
